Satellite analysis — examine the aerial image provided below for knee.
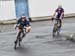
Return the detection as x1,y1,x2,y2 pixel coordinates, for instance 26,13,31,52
26,26,31,33
28,26,31,30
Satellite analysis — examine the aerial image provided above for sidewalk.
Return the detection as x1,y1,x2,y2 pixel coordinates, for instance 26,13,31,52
0,13,75,25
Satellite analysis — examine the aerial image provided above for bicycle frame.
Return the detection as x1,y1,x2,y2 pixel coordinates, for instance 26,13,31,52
52,20,61,37
14,27,26,49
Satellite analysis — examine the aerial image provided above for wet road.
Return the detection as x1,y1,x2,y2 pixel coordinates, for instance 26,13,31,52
0,18,75,56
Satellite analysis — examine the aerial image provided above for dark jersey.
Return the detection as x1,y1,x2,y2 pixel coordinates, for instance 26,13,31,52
55,8,64,19
17,18,30,27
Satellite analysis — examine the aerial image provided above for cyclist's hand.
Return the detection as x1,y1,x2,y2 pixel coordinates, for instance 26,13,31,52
51,17,54,21
14,24,17,29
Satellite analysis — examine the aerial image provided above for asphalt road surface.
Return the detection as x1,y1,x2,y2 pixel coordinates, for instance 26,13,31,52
0,18,75,56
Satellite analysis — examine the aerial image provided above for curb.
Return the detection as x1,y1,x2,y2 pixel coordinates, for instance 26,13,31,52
0,19,16,25
0,14,75,25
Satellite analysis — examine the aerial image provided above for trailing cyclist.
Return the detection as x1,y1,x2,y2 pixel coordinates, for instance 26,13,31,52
52,5,64,28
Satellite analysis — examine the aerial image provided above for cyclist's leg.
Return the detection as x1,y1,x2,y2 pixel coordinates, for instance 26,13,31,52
21,29,25,38
22,26,31,37
56,15,59,24
56,15,62,28
59,19,62,28
15,27,22,43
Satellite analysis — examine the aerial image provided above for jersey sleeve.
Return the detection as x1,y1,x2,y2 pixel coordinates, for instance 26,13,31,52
55,9,58,12
62,8,64,16
16,18,21,24
27,21,31,26
16,20,19,24
16,18,22,27
62,8,64,12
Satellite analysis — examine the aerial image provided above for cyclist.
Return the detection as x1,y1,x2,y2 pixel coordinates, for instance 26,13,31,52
52,5,64,28
15,16,31,43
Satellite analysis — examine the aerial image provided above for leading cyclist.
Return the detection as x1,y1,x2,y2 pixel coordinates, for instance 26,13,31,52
14,16,31,43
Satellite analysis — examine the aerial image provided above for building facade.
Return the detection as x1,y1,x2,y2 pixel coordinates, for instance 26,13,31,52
0,0,29,20
0,0,75,21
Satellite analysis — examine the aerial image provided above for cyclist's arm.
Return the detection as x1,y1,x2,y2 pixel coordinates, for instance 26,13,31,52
27,21,31,26
52,11,57,21
15,19,21,28
53,12,56,18
60,9,64,19
61,12,64,17
53,9,58,18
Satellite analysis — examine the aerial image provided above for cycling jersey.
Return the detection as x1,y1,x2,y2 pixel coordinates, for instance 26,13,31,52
16,18,30,27
55,8,64,19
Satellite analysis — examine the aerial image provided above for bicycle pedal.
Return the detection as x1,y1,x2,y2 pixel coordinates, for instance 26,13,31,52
14,45,17,49
14,41,17,44
14,43,17,49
